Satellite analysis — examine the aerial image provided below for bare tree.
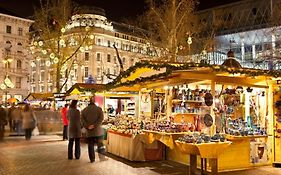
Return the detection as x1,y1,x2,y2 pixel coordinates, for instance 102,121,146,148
30,0,94,93
134,0,200,62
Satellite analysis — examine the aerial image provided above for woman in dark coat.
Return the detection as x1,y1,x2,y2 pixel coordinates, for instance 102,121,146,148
67,100,81,160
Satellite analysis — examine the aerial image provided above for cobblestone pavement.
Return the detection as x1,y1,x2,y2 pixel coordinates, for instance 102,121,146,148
0,135,280,175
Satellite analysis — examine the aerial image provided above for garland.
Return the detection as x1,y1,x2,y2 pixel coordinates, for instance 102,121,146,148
105,61,281,91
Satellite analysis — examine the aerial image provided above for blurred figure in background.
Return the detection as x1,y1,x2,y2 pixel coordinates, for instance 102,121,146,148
0,105,7,141
22,104,36,140
81,95,106,163
8,103,15,132
61,104,69,141
67,100,81,160
9,104,22,135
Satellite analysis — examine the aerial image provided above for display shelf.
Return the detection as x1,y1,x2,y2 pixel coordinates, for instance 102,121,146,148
172,99,203,103
172,112,204,115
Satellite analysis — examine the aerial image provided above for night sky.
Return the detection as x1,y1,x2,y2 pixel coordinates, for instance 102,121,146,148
0,0,243,21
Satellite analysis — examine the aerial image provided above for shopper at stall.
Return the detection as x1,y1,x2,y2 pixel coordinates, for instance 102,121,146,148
81,95,106,163
21,104,36,140
61,104,69,140
67,100,81,160
0,105,7,141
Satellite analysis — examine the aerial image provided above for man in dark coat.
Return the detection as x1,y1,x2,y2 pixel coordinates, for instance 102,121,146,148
0,105,7,141
81,95,106,163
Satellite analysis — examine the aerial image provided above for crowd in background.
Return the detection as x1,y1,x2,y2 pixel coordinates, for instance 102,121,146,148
0,103,37,141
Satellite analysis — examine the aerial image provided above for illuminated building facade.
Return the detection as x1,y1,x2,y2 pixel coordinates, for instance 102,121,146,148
30,8,152,93
0,11,33,102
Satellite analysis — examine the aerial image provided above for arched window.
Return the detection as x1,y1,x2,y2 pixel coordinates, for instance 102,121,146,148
17,42,22,46
17,60,22,69
6,41,11,44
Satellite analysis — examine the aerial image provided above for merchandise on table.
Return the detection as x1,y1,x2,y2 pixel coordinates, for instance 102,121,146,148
177,132,226,144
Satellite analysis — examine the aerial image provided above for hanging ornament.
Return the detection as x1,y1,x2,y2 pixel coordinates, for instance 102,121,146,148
59,39,65,45
54,57,59,64
46,61,51,67
38,41,43,47
61,28,66,33
50,53,55,59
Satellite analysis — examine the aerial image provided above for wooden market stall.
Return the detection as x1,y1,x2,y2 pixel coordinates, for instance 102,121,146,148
105,61,279,173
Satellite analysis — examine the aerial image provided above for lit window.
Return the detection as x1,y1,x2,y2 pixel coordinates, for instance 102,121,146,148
84,67,89,77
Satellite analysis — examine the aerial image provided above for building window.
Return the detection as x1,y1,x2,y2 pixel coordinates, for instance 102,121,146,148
31,73,36,82
114,56,117,64
114,68,117,75
97,67,101,76
4,62,11,69
107,54,111,62
96,53,101,61
40,85,44,92
107,40,111,47
48,85,53,92
107,68,110,74
130,58,134,66
97,38,101,45
32,86,36,93
6,25,11,34
122,57,126,64
84,67,89,77
40,60,45,67
18,27,23,36
85,52,89,61
40,71,45,82
17,60,22,69
16,77,21,88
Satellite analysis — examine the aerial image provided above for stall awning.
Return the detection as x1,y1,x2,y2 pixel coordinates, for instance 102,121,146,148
24,93,54,101
66,83,105,95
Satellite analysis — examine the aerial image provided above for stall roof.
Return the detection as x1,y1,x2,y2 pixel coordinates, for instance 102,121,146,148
24,93,54,101
107,61,277,91
66,83,105,95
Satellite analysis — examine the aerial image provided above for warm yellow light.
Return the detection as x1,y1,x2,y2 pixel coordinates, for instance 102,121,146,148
38,41,43,47
187,36,192,45
54,57,59,64
46,61,51,67
61,28,66,33
50,53,55,59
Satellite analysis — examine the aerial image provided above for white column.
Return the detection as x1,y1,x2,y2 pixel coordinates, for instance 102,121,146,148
252,44,256,61
241,39,245,62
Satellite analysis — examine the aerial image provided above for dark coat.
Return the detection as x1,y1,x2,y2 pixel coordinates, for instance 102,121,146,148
0,107,6,126
67,108,81,138
22,110,36,129
81,104,104,137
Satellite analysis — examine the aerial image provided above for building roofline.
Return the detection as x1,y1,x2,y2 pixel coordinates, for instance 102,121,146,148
0,12,34,23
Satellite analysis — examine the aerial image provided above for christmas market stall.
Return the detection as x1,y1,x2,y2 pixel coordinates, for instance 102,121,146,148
105,61,280,173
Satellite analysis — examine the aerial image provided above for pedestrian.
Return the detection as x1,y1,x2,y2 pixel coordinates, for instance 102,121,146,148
67,100,81,160
81,95,106,163
9,104,22,135
0,105,7,141
21,104,36,140
61,104,69,140
8,103,15,132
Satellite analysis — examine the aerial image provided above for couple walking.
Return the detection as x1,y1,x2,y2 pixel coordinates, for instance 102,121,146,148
67,95,106,162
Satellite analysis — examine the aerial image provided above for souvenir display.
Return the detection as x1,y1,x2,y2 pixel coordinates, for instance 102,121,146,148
226,118,267,136
177,132,226,144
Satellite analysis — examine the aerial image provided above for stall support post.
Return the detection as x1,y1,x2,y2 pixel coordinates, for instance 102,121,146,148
211,80,216,135
189,154,197,175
